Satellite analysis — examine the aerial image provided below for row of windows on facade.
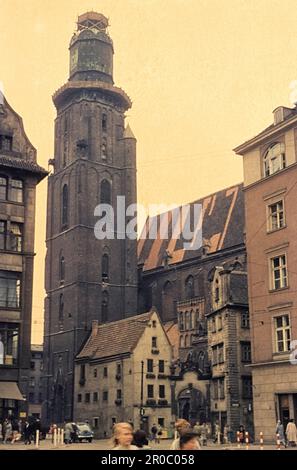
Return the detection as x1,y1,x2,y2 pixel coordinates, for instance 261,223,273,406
0,176,24,203
58,253,109,285
179,309,200,332
179,333,196,348
212,376,252,400
61,113,110,167
211,342,252,365
61,179,111,228
209,311,250,334
77,385,167,405
211,313,291,357
58,290,109,323
79,350,161,383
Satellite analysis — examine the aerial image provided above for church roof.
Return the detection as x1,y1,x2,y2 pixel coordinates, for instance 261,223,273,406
138,183,244,271
76,311,154,361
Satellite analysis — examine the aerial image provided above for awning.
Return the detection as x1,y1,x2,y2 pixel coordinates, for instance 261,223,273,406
0,382,25,400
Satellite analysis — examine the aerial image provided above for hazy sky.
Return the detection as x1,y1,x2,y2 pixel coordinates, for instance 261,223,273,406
1,0,297,343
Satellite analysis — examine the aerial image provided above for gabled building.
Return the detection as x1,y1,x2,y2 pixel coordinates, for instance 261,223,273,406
74,311,172,437
138,184,249,431
0,95,47,421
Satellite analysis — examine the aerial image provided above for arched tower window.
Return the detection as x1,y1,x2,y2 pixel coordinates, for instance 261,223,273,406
62,184,68,228
100,179,111,204
102,254,109,281
102,291,109,322
60,255,65,285
185,275,194,299
264,143,285,177
101,137,107,160
59,293,64,321
102,113,107,132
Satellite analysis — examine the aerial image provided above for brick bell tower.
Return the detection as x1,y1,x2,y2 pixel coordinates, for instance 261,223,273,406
43,12,138,423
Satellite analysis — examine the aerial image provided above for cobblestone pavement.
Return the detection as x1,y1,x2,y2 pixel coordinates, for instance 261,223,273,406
1,439,297,451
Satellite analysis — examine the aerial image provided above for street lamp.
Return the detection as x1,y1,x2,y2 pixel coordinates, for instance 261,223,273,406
139,360,144,429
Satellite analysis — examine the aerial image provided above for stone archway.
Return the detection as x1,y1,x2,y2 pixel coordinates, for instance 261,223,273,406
177,385,207,425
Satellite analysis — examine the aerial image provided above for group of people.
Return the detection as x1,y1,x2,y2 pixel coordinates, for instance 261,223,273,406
0,417,41,445
111,419,201,450
276,419,297,447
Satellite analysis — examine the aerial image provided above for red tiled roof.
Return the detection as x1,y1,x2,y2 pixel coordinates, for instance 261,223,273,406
138,183,244,271
77,311,154,360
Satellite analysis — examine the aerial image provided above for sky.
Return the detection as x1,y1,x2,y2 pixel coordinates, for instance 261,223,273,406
1,0,297,343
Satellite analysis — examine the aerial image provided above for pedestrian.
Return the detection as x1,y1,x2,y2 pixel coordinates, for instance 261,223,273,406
156,424,163,444
238,424,245,444
111,422,138,450
170,419,191,450
223,424,230,444
64,422,73,444
151,423,158,443
179,430,201,450
276,420,286,448
3,419,12,444
24,421,32,445
200,422,208,446
213,422,221,443
132,429,151,449
286,419,297,447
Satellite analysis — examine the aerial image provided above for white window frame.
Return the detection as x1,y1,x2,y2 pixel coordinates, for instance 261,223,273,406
267,199,285,232
273,313,291,353
270,254,288,290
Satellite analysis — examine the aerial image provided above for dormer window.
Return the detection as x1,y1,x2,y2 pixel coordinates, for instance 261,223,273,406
264,143,285,177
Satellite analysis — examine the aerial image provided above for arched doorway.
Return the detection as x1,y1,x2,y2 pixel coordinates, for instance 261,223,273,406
177,386,207,425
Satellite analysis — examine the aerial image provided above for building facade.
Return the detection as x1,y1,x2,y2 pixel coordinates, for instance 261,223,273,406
138,184,252,435
43,12,138,424
74,311,172,438
28,345,43,419
0,96,47,421
234,104,297,440
207,263,252,436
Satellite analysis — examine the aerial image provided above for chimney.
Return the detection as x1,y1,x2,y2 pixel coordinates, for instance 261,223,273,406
91,320,99,338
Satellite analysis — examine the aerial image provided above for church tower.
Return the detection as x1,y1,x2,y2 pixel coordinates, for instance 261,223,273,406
43,12,138,423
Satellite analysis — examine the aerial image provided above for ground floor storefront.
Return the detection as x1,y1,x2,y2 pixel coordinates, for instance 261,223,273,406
252,362,297,442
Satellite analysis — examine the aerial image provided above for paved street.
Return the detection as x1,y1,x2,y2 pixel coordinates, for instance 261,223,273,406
1,439,297,451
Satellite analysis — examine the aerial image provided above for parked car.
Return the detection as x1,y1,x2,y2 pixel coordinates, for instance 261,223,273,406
75,422,94,443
